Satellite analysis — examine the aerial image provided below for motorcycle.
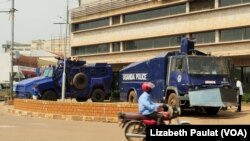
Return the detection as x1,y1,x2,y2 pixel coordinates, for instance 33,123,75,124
118,105,191,141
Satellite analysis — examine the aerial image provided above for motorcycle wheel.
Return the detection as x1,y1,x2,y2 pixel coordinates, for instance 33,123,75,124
124,121,146,141
179,121,192,125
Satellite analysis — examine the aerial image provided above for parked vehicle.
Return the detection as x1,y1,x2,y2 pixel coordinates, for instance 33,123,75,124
0,82,10,101
118,105,190,141
0,53,37,91
15,58,113,102
119,37,237,115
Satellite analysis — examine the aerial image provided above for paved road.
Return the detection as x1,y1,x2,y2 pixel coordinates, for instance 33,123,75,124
1,101,249,141
0,102,127,141
178,104,250,125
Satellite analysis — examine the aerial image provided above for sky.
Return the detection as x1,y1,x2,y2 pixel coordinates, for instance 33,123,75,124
0,0,79,53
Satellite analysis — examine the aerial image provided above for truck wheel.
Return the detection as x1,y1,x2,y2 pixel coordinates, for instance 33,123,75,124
128,91,137,103
167,93,179,107
204,107,220,115
72,73,88,90
42,90,57,101
91,89,105,102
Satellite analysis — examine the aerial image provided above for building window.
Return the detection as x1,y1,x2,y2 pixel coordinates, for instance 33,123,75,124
191,31,215,44
124,4,186,23
220,27,250,42
190,0,215,12
243,67,250,93
154,37,171,48
124,39,153,51
98,44,110,53
71,18,109,32
246,27,250,39
71,43,109,55
169,35,184,46
233,66,250,93
112,15,120,25
112,42,120,52
219,0,250,7
124,35,184,51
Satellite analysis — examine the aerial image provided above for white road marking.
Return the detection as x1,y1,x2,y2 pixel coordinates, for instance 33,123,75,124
0,125,15,128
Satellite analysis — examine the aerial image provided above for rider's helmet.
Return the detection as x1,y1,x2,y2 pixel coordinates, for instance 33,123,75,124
141,82,155,93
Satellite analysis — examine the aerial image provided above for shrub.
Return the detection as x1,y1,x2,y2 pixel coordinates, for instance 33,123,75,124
242,93,250,103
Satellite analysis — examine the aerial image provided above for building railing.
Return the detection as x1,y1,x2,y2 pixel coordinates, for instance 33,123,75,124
71,0,151,18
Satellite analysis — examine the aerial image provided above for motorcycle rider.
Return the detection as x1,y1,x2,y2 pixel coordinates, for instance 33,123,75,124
138,82,167,125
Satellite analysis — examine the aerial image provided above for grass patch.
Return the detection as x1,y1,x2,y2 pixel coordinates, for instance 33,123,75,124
242,93,250,103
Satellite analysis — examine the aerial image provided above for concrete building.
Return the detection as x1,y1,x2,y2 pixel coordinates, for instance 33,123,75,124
31,37,70,57
70,0,250,92
2,41,31,56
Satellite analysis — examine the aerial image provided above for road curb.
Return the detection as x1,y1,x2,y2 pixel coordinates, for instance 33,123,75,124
6,107,119,123
11,99,138,123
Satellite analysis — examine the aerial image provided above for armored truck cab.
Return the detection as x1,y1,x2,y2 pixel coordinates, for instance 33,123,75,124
119,37,237,115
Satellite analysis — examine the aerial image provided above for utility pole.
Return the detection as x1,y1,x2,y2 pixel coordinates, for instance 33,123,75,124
1,1,16,95
10,0,15,96
78,0,81,6
61,0,69,101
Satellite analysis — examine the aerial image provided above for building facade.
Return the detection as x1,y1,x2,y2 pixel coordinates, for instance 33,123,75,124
31,37,70,57
2,41,31,56
70,0,250,92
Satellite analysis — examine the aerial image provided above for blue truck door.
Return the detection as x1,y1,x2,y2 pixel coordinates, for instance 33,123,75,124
149,58,165,102
168,57,188,94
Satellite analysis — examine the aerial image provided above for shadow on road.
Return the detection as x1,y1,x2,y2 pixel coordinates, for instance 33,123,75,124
180,107,249,120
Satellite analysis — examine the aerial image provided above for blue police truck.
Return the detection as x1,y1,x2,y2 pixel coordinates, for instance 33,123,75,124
119,37,237,115
15,58,113,102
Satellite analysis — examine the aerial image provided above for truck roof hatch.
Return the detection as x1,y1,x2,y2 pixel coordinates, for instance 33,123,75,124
88,63,108,67
180,37,195,54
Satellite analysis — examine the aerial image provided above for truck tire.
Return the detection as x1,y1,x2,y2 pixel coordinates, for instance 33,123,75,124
42,90,57,101
204,107,220,115
128,91,137,103
91,89,105,102
167,93,179,107
72,73,88,90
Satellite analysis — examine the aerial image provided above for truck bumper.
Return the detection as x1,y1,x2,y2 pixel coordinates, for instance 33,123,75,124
188,87,238,107
15,91,32,99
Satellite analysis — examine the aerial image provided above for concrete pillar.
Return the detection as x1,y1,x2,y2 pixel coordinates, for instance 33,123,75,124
215,30,220,43
120,15,123,24
110,43,113,53
215,0,219,9
186,2,190,13
109,17,112,25
120,42,123,51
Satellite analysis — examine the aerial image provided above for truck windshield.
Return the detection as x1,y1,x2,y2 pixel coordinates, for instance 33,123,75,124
188,56,230,75
42,68,53,77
